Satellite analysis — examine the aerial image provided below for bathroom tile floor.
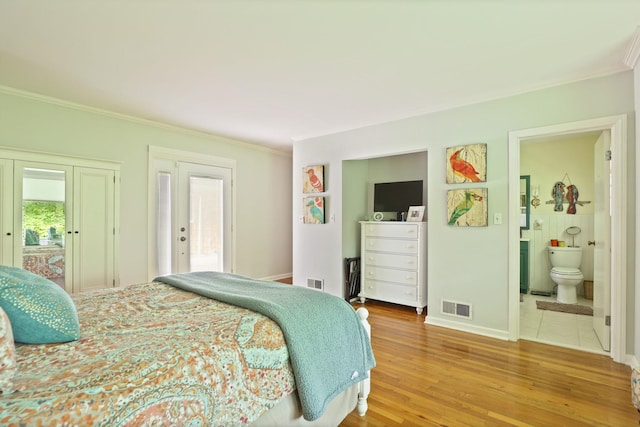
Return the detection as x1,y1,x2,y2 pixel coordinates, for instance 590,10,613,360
520,293,607,355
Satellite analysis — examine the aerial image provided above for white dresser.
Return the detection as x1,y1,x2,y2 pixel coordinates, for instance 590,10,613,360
358,221,427,314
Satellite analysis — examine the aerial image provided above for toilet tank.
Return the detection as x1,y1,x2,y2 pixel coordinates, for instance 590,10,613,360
547,246,583,268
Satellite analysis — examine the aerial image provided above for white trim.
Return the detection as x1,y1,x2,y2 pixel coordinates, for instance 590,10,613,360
147,146,237,280
508,115,628,364
424,316,510,342
0,85,292,157
0,145,121,170
624,26,640,68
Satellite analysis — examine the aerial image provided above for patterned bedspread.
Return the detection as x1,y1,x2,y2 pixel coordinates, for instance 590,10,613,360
0,282,295,426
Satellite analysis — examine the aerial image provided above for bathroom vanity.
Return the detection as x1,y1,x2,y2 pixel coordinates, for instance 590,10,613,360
520,239,529,293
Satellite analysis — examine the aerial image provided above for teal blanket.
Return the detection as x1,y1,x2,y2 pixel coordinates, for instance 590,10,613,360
155,272,375,421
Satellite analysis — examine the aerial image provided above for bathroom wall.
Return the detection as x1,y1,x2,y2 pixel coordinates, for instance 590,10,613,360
520,133,598,295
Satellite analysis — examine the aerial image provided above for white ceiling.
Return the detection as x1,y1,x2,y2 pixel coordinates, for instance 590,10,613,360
1,1,639,151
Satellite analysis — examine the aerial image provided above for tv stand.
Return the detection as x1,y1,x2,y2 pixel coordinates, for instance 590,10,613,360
358,221,427,314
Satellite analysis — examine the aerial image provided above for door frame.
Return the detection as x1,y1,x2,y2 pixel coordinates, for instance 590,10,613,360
508,114,628,363
147,146,237,280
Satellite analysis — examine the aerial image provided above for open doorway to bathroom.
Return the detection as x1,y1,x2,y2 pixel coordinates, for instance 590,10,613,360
508,115,628,364
519,131,606,355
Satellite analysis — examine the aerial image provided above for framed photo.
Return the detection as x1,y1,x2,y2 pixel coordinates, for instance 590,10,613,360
302,165,324,193
303,196,325,224
407,206,425,222
446,143,487,184
447,188,488,227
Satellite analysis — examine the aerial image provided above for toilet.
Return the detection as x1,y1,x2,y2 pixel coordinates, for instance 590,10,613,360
547,246,583,304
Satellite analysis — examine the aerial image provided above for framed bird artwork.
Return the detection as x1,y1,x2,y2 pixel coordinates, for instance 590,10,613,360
303,196,325,224
302,165,325,193
446,143,487,184
447,188,488,227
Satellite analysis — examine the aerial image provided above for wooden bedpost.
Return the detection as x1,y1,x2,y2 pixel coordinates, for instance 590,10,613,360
356,307,371,416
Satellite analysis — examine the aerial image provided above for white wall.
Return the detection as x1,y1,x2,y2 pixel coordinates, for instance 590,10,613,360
293,72,635,341
0,88,293,284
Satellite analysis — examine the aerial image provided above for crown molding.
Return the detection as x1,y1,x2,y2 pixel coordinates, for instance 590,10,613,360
624,26,640,68
0,85,292,157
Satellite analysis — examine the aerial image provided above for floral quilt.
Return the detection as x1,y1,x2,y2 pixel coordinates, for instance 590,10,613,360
0,282,295,426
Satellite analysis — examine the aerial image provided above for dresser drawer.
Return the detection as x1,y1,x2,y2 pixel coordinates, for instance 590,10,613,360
363,266,417,286
364,223,419,239
365,237,419,254
363,252,418,270
360,279,417,303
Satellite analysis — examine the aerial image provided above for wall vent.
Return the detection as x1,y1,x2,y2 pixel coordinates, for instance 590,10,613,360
441,299,472,320
307,278,324,291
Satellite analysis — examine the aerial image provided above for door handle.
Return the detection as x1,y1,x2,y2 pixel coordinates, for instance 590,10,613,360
588,240,596,246
180,237,187,242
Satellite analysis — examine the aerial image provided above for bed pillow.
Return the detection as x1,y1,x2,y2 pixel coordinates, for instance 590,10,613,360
0,305,16,394
0,265,80,344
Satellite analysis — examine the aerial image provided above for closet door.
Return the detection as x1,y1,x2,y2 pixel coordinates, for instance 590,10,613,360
0,159,13,265
72,167,115,293
14,162,73,291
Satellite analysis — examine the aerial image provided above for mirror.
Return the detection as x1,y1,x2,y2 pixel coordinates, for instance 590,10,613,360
520,175,530,230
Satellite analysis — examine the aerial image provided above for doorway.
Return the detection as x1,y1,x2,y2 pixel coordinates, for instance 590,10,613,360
518,132,608,354
508,115,628,363
148,147,236,279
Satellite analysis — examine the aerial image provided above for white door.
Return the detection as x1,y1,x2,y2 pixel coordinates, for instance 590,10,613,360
72,167,115,293
177,162,232,274
593,131,611,351
0,159,13,265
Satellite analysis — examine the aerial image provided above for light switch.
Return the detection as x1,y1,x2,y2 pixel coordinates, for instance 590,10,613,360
493,212,502,225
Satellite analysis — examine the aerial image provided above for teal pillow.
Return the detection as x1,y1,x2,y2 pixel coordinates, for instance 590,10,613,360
0,265,80,344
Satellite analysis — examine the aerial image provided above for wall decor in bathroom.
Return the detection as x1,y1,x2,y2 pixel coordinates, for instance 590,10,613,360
447,188,488,227
446,143,487,184
302,165,324,193
545,173,590,214
303,196,325,224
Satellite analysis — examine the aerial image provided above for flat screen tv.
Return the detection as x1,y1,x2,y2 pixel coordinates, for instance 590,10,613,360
374,180,423,220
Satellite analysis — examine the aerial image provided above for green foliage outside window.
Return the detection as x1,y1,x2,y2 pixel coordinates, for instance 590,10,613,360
22,201,65,240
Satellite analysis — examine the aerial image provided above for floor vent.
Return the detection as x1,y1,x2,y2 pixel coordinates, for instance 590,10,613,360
307,278,323,291
441,299,472,319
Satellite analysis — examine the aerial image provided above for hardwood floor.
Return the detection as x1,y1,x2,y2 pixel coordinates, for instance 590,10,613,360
340,300,638,427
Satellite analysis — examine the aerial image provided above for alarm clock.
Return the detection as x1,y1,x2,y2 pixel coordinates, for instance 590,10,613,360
372,212,384,221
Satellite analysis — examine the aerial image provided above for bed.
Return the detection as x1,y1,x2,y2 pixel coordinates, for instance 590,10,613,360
0,267,375,426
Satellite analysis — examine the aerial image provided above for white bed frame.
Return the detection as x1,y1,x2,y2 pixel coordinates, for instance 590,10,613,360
355,307,371,416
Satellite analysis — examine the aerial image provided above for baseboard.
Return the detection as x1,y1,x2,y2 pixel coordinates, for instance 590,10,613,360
424,315,510,341
261,273,293,282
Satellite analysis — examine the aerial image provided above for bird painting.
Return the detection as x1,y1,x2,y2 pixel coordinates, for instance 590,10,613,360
566,184,579,214
448,190,485,226
552,181,565,212
303,165,324,193
446,144,487,184
304,197,324,224
449,149,481,182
